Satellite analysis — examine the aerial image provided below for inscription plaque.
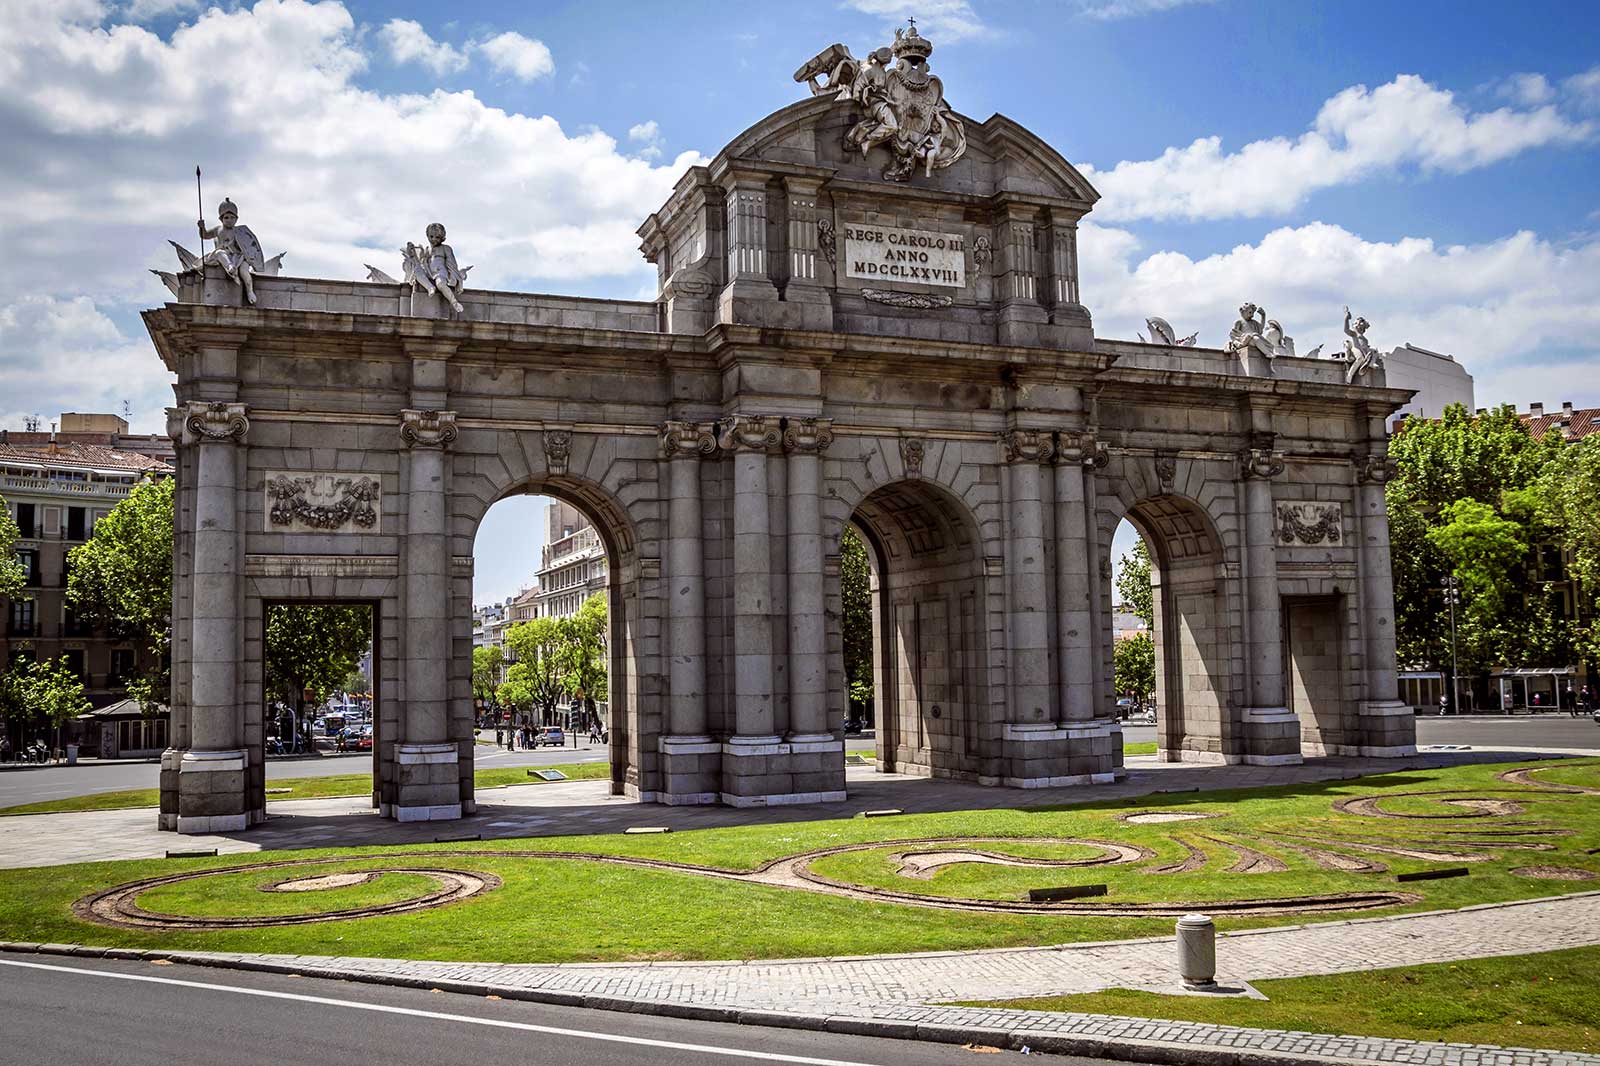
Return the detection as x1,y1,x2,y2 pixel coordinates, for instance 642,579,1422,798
843,223,966,288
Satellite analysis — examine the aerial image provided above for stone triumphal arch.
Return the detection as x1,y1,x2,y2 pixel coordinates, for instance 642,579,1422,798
148,25,1415,832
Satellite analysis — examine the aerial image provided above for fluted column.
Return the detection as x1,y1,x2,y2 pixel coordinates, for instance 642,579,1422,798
1239,438,1301,765
395,409,462,821
784,418,833,740
177,401,250,833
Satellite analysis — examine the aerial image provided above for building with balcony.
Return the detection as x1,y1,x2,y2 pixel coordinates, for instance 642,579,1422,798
2,438,172,754
534,499,607,622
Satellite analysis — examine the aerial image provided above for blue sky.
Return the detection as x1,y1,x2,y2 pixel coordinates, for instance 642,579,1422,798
1,0,1596,603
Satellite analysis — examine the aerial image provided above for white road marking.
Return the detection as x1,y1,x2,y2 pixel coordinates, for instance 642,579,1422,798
0,958,892,1065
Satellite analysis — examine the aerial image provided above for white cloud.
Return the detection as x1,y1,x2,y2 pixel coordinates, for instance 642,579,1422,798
841,0,988,43
1565,65,1600,109
1083,73,1595,222
123,0,200,21
0,296,173,434
379,18,468,76
1078,221,1600,410
1075,0,1215,20
0,0,704,432
476,30,553,82
1495,72,1554,106
628,119,663,159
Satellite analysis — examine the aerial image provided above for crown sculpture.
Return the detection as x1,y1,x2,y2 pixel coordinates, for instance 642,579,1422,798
795,20,967,182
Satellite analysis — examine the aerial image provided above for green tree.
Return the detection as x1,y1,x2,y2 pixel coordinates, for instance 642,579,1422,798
499,617,566,722
0,494,25,598
1116,537,1154,627
1113,632,1156,703
1387,403,1569,679
840,525,874,713
65,477,173,710
559,593,608,721
3,656,90,753
1527,435,1600,665
472,645,503,706
265,605,371,741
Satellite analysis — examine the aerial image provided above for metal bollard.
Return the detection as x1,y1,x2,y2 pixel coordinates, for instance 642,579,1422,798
1176,913,1217,990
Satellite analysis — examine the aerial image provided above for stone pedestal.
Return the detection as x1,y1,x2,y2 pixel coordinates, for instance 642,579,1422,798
176,749,254,834
1357,700,1419,757
1241,706,1303,766
1000,721,1117,787
719,734,844,807
658,735,721,805
392,742,463,821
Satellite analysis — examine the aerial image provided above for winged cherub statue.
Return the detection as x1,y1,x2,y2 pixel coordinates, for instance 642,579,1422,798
404,223,469,314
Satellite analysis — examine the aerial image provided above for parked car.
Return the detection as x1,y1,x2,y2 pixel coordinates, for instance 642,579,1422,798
536,727,566,748
339,726,373,752
1592,709,1600,726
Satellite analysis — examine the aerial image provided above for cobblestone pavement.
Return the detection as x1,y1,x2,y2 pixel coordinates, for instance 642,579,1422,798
13,892,1598,1066
2,746,1590,870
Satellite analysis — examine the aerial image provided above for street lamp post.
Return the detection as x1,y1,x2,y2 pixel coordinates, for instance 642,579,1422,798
1442,575,1462,714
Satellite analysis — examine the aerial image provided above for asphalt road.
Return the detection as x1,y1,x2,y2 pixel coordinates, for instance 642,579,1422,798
0,953,1132,1066
1,717,1592,810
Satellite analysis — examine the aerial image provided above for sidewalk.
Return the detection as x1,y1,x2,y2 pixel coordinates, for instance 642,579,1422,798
1,745,1592,869
9,891,1599,1066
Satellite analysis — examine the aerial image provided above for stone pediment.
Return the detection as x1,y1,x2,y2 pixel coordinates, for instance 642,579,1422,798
638,96,1100,349
712,97,1100,208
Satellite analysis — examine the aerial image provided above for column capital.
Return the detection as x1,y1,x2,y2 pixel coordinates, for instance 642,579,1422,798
1000,428,1054,464
717,414,781,454
1355,453,1398,484
181,401,248,445
782,417,834,454
1054,430,1107,469
399,408,458,449
661,420,718,459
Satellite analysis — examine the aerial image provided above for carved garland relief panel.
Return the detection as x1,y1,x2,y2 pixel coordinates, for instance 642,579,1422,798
264,473,382,533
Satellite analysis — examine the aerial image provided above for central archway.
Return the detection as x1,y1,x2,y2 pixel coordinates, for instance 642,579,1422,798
845,479,990,781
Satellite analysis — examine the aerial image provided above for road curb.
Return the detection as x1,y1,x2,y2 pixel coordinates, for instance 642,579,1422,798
7,940,1591,1066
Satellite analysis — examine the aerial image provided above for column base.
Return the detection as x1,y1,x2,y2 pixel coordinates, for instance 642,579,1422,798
1355,700,1418,757
175,748,259,835
1242,706,1304,765
719,734,845,806
392,742,463,823
659,734,721,804
999,720,1118,785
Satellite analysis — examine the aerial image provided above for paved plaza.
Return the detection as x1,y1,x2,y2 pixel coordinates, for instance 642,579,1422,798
4,745,1589,869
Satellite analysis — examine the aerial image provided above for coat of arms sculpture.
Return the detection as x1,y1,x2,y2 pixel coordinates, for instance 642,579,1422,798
794,20,967,182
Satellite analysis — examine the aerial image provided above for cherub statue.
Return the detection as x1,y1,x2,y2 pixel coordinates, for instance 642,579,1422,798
197,198,264,305
1226,302,1275,358
1342,306,1380,383
406,223,468,314
1262,318,1296,359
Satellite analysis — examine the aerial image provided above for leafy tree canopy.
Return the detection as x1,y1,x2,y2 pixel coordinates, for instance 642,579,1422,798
1113,632,1155,702
264,605,371,715
0,494,24,599
472,645,503,704
1115,536,1153,628
840,525,873,711
64,477,173,708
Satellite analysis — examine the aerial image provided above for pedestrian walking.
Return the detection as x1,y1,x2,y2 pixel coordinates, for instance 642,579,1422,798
1438,692,1449,716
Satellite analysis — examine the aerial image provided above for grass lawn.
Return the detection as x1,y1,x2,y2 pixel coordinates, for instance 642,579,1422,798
0,761,610,816
0,759,1595,965
955,945,1600,1053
